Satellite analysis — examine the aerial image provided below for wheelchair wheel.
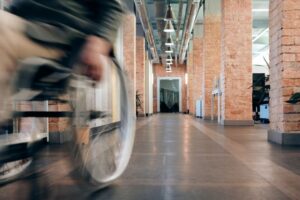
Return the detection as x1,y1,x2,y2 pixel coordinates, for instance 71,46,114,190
69,57,135,187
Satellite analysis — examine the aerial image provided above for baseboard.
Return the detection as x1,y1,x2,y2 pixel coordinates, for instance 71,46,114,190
221,120,254,126
268,130,300,146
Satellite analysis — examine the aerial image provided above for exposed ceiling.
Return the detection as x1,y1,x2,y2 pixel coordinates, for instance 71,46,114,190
138,0,270,73
138,0,203,64
144,0,188,54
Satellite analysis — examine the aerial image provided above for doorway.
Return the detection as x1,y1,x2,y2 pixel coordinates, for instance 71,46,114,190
158,78,181,113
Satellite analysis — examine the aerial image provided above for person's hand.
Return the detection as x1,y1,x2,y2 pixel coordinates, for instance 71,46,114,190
80,36,112,81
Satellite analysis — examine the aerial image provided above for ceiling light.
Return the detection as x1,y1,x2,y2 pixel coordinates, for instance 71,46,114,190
166,65,172,73
164,21,175,33
166,60,173,65
164,4,176,21
165,46,173,53
165,36,174,46
166,55,173,61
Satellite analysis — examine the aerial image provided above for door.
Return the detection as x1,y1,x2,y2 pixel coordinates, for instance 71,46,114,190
159,79,180,113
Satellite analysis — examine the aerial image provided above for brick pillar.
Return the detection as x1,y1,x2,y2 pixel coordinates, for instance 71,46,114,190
220,0,253,126
187,37,204,115
193,36,204,115
136,36,146,117
123,14,136,115
268,0,300,145
187,48,194,114
203,0,222,119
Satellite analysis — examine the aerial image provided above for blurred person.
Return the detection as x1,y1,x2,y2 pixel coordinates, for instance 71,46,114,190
0,0,124,186
0,0,123,121
1,0,123,80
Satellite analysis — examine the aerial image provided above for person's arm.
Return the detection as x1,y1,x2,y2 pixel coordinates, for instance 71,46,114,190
80,0,123,81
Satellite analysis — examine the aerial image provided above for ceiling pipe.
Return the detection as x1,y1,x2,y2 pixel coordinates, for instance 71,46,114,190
175,0,184,67
179,0,204,64
134,0,159,61
154,0,167,58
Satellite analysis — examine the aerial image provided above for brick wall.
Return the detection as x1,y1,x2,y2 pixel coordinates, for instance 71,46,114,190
221,0,253,124
269,0,300,133
136,37,146,116
203,16,222,119
188,37,204,115
153,64,187,113
187,50,194,114
123,14,137,114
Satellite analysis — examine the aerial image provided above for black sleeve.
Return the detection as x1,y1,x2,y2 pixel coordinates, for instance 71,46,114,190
93,0,123,44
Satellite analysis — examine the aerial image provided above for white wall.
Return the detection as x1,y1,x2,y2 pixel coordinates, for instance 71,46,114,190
145,59,154,115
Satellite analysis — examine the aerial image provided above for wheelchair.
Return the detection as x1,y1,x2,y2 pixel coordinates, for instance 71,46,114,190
0,41,136,188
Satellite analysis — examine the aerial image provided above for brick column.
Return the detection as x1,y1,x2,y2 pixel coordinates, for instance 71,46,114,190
187,36,204,115
123,14,137,115
136,36,146,116
193,36,204,115
268,0,300,145
220,0,253,125
187,48,194,114
203,0,222,119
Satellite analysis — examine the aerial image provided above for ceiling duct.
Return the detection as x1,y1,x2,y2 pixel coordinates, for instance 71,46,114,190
179,0,203,64
134,0,159,61
154,0,167,58
174,0,184,66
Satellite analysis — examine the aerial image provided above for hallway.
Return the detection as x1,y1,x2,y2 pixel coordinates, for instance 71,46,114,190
119,114,300,199
2,114,300,199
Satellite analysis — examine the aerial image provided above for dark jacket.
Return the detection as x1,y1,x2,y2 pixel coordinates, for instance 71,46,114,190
9,0,123,46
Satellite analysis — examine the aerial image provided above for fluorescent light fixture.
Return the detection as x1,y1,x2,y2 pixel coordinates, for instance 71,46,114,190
166,55,173,61
164,4,176,21
164,20,175,33
165,46,173,53
165,36,174,46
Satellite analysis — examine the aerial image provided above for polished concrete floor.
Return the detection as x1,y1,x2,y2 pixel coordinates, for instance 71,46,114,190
1,114,300,199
